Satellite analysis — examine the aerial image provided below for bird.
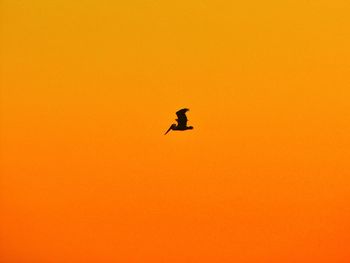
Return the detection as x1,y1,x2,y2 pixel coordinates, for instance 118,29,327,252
164,108,194,135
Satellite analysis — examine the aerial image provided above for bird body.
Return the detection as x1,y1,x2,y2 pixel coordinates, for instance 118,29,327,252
165,108,193,135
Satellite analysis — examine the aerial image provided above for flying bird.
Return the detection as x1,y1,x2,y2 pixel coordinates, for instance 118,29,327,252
164,108,194,135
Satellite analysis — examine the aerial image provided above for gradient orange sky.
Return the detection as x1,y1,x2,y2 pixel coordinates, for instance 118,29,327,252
1,1,350,262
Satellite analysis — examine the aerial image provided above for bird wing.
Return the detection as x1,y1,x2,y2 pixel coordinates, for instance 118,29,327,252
175,108,189,127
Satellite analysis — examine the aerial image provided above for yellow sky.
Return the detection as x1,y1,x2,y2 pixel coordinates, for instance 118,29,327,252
1,1,350,262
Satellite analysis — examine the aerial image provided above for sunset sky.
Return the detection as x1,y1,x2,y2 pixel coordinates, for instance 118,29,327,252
1,0,350,262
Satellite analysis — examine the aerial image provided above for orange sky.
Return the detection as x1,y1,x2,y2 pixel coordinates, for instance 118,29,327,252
1,1,350,262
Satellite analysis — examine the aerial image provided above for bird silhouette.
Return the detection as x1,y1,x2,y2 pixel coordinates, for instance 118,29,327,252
164,108,194,135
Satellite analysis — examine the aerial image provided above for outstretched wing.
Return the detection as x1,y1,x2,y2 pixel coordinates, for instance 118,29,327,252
176,108,189,127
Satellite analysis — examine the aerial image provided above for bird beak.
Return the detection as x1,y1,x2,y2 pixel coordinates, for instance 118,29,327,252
164,125,172,135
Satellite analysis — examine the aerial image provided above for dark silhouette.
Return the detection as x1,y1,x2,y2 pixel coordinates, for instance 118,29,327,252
164,108,194,135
